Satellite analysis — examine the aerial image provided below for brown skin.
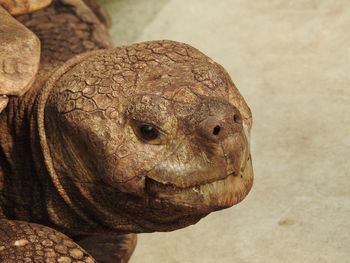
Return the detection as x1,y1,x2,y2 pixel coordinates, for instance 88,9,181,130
0,5,40,112
0,0,52,15
0,0,253,262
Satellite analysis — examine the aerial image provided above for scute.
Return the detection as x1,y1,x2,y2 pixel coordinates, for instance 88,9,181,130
0,5,41,112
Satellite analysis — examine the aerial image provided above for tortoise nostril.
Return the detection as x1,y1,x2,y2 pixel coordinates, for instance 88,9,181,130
233,114,241,124
213,125,221,135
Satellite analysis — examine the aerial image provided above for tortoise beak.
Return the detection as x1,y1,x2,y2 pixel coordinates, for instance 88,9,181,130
145,156,253,212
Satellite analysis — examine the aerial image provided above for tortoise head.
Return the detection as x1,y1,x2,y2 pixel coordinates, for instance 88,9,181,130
38,40,253,232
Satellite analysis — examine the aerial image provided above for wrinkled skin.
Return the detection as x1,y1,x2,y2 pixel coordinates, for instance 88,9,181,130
0,4,41,111
0,0,253,262
43,43,253,231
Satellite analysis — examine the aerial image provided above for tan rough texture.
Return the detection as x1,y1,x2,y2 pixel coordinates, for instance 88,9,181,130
0,0,253,262
0,0,52,15
0,5,40,104
0,219,94,262
37,41,252,233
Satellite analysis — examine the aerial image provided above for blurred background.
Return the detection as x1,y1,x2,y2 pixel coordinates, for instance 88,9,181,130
99,0,350,262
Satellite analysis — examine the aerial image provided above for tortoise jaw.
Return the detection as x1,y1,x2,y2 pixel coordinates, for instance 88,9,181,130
144,157,253,212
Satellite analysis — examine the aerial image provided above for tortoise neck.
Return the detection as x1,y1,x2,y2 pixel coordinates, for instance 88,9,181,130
0,84,46,222
0,82,103,235
0,0,113,227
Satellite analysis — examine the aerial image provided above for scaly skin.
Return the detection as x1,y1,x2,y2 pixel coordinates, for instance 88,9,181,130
0,0,253,262
0,0,52,15
0,5,40,111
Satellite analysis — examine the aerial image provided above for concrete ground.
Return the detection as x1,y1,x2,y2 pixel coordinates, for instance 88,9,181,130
100,0,350,262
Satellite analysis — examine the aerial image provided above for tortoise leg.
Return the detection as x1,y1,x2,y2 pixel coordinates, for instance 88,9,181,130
76,234,137,263
0,6,40,100
0,0,52,15
0,219,95,262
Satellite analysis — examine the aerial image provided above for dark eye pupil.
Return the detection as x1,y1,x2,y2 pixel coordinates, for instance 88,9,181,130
139,125,159,140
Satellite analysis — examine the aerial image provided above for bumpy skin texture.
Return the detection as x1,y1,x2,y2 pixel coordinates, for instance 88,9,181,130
0,5,40,112
0,0,253,262
0,0,52,15
0,219,94,263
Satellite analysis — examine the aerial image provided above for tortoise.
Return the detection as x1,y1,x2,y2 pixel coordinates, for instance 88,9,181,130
0,0,253,262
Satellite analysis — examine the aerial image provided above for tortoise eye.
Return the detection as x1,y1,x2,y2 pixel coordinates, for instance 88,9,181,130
138,124,160,141
131,122,165,145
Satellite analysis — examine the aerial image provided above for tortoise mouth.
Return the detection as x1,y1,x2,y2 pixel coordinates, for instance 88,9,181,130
145,172,234,196
144,157,253,211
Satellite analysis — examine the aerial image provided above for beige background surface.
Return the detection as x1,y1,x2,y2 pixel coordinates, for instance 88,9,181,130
99,0,350,262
